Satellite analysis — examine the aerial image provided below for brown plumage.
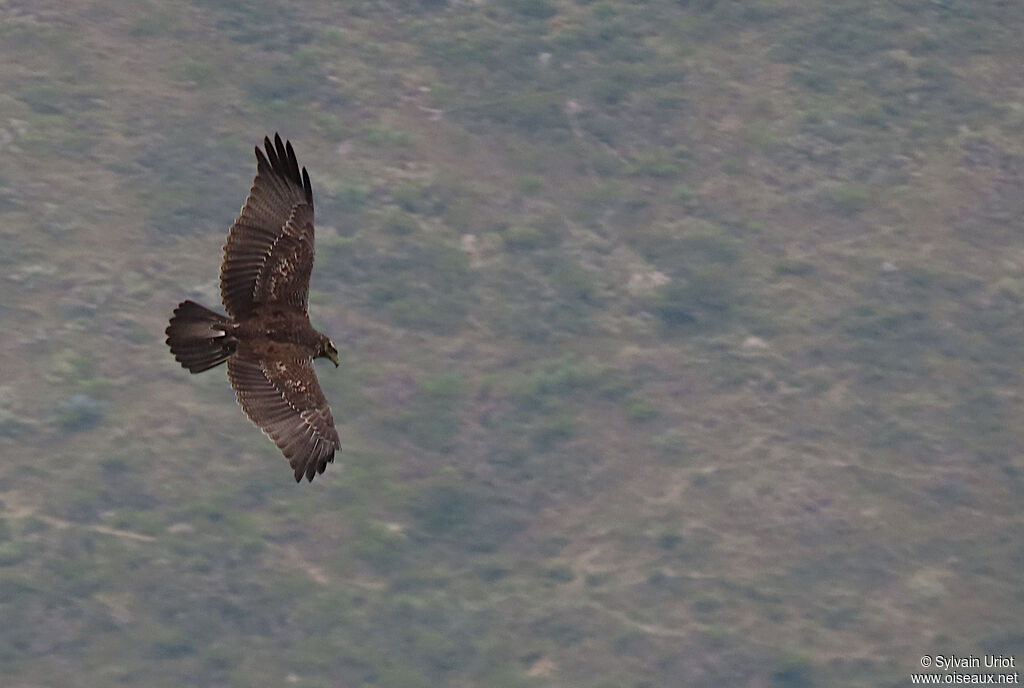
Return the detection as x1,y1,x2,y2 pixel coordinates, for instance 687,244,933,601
166,134,340,482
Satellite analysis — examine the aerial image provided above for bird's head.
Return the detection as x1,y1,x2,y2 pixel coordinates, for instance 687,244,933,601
318,337,339,367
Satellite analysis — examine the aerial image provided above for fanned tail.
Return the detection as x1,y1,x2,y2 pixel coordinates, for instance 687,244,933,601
166,300,235,373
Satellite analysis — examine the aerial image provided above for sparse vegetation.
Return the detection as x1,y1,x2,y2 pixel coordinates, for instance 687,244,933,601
1,0,1022,686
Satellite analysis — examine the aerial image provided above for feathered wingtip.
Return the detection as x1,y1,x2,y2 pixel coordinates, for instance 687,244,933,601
292,446,338,483
254,133,313,205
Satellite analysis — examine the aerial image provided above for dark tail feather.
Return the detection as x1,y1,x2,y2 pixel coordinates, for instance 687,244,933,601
166,300,234,373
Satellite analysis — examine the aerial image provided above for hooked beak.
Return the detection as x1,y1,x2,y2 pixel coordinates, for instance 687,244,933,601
326,350,339,367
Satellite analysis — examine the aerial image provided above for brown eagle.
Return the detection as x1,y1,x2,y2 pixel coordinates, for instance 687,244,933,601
166,134,340,482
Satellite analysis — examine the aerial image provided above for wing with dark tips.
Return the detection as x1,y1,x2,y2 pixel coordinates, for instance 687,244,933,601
220,134,316,317
227,344,340,482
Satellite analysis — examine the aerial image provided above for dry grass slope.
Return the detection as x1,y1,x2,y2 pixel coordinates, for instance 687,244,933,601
0,1,1022,686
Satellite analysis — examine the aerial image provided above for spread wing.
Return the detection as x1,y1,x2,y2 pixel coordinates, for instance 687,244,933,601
221,134,315,318
227,345,340,482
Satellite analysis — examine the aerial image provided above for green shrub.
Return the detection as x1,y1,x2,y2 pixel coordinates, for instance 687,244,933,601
420,372,465,399
514,174,544,195
354,520,408,571
517,355,600,406
658,531,682,549
590,72,632,105
408,483,525,552
544,564,575,583
672,183,697,203
0,407,30,438
374,664,432,688
625,397,659,422
827,183,872,216
771,651,815,688
774,259,815,276
651,270,737,331
179,58,219,86
682,234,740,264
499,0,556,19
531,408,578,450
365,125,412,147
475,561,512,582
404,408,460,453
474,93,567,133
552,260,599,303
327,183,370,212
392,183,427,213
627,150,684,178
380,209,420,235
502,223,561,252
0,542,26,567
55,394,104,432
791,67,838,93
411,485,477,536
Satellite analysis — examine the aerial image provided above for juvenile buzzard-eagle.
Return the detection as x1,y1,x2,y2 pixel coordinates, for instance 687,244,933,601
166,134,340,482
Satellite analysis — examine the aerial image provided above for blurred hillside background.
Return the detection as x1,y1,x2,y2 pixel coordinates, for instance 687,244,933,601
1,1,1023,686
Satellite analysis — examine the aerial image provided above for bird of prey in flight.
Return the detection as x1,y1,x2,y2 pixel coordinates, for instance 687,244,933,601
166,134,340,482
